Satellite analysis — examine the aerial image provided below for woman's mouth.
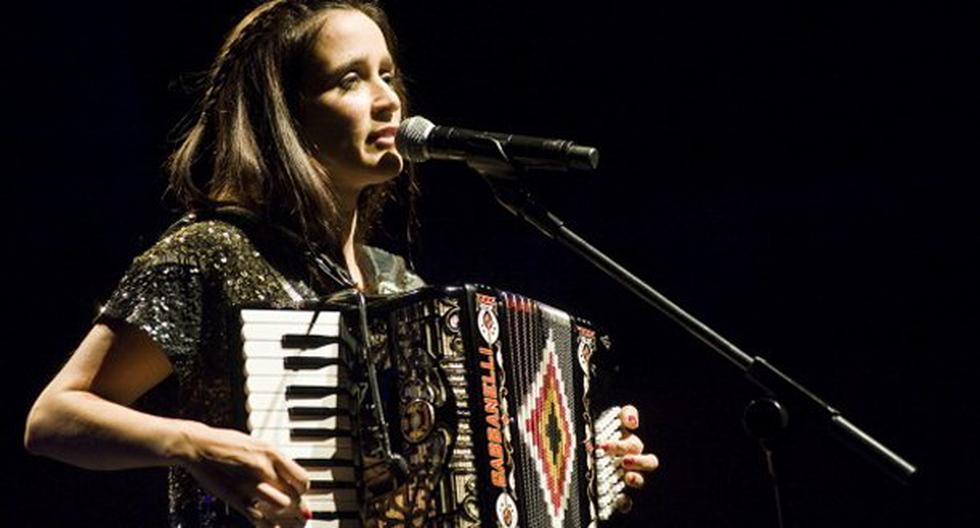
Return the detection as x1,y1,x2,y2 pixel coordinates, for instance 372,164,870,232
369,126,398,148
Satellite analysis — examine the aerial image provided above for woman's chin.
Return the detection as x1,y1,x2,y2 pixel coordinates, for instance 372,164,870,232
375,151,404,179
328,152,404,192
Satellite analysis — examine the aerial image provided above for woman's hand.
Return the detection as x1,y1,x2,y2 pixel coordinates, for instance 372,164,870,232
178,422,312,528
600,405,659,511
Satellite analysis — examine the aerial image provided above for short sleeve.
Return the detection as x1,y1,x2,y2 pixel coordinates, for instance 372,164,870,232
95,258,205,366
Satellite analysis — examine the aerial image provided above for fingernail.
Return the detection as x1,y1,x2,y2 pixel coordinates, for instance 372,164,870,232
623,456,635,466
628,415,638,427
302,505,313,520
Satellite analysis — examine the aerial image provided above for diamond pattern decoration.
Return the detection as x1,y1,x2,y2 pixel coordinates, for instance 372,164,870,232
518,330,576,527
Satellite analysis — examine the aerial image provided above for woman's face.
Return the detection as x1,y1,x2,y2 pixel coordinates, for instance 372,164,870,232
298,9,403,200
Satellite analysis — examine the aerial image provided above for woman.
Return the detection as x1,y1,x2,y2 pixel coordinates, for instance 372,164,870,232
24,1,659,526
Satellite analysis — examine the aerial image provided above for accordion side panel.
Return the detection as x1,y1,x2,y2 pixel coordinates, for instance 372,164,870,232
571,321,600,528
461,286,523,528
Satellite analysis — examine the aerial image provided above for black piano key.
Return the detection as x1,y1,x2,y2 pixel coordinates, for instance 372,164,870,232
312,511,360,521
309,480,358,491
291,428,352,439
284,394,353,408
281,334,341,349
294,458,358,467
284,356,347,371
286,385,350,398
288,406,350,419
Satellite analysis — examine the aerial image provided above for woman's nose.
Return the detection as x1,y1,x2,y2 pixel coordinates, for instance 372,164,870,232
372,79,401,119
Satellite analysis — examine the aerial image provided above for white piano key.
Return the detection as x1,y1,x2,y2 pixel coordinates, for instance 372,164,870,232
248,411,351,431
306,520,359,528
241,309,343,326
275,443,355,460
306,466,357,482
306,488,358,503
245,358,342,376
306,496,360,511
245,375,345,393
241,323,341,341
246,393,350,410
243,341,343,359
251,428,353,445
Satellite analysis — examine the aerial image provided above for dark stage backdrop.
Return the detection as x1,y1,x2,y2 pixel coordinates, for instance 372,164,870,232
6,1,978,526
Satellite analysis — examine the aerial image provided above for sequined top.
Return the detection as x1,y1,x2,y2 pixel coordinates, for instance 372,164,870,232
97,213,424,528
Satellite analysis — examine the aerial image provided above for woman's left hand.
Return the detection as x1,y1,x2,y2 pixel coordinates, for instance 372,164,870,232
600,405,659,509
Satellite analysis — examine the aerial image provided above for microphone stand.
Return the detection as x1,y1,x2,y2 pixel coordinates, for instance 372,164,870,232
458,146,916,526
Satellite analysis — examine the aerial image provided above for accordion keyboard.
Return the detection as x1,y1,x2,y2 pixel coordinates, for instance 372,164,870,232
240,309,361,528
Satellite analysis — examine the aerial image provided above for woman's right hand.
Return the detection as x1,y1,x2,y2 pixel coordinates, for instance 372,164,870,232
179,422,312,528
25,322,311,527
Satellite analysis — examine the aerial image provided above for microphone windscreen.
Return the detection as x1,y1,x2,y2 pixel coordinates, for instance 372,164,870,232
396,116,435,162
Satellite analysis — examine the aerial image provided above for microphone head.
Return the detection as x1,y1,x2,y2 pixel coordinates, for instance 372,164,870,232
396,116,436,163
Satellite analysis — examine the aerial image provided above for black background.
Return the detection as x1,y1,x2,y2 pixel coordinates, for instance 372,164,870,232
5,1,978,526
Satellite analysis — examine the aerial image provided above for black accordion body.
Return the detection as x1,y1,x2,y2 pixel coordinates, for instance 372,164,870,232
236,285,625,528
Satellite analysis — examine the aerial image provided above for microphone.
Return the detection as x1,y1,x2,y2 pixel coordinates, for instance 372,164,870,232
396,116,599,171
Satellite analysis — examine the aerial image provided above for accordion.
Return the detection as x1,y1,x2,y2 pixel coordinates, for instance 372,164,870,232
237,285,626,528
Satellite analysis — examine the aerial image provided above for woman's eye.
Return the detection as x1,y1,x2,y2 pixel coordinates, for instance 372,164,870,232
381,72,395,85
339,73,360,90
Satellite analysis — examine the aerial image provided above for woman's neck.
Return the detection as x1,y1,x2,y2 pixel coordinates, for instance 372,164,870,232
337,190,365,290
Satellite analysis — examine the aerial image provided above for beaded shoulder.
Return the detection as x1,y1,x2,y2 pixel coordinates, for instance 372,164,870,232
133,220,259,270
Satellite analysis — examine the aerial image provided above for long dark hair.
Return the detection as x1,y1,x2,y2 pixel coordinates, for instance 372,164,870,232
167,0,414,255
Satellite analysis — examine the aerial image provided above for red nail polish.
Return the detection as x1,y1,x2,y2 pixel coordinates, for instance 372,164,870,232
624,456,635,466
302,506,313,520
628,415,638,427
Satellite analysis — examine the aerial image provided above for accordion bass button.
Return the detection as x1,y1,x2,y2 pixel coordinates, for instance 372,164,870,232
401,379,430,400
443,308,461,332
400,398,435,443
